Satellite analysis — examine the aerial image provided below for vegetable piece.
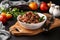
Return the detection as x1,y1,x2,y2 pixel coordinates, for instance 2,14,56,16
1,12,7,17
29,2,38,10
6,13,12,20
40,2,48,12
12,8,19,12
39,16,44,22
0,15,7,24
47,1,52,7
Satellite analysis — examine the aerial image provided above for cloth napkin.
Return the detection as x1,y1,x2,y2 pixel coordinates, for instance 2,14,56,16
0,22,10,40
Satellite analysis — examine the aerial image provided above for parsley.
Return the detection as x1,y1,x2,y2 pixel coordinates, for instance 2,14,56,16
39,16,44,22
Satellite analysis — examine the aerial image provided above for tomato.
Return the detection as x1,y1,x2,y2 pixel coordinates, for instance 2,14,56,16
1,12,12,20
0,15,7,24
29,2,38,10
1,12,7,17
6,14,12,20
40,2,49,12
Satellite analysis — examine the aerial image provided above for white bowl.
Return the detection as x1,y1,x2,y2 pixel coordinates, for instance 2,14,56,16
17,13,47,30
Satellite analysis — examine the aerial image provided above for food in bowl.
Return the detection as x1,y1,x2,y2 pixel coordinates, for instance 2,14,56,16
19,11,44,24
17,11,47,29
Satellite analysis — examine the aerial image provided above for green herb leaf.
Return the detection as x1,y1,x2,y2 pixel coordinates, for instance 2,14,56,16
39,16,44,22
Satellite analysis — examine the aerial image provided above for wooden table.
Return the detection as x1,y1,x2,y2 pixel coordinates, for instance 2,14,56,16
4,13,60,40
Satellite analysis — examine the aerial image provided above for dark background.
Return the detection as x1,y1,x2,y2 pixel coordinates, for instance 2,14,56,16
0,0,60,5
0,0,60,40
24,0,60,5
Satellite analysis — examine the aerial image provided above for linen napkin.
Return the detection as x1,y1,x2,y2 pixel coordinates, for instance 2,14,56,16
0,22,10,40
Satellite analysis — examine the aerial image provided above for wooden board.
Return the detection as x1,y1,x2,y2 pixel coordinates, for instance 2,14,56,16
9,13,60,36
9,22,44,36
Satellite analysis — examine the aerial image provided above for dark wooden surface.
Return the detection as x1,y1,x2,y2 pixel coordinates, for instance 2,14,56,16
5,20,60,40
4,17,60,40
4,14,60,40
9,29,60,40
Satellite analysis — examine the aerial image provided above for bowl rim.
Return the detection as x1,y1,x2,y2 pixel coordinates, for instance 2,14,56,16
17,12,47,25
